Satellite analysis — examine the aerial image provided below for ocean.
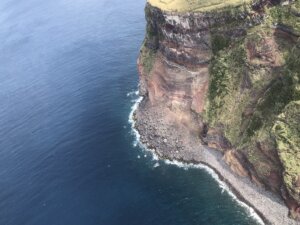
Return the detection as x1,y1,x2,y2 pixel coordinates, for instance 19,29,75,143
0,0,261,224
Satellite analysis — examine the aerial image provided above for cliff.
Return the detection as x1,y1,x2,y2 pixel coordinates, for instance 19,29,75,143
136,0,300,223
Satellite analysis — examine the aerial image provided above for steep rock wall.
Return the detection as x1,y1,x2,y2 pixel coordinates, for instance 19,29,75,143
137,0,300,221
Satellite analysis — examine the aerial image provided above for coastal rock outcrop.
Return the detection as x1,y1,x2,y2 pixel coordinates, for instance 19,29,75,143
136,0,300,223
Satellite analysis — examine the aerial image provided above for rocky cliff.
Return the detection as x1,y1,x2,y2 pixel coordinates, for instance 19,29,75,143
136,0,300,222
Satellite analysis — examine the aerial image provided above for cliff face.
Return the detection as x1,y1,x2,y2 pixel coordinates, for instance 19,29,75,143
137,0,300,221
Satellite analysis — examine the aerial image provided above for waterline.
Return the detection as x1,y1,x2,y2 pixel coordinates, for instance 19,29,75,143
128,90,264,225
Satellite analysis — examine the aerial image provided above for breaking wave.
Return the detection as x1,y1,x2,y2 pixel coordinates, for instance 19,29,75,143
128,90,264,225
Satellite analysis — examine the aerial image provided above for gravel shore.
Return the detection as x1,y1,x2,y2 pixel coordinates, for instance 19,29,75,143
134,98,300,225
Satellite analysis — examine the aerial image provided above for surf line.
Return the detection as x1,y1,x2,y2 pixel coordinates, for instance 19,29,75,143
128,90,265,225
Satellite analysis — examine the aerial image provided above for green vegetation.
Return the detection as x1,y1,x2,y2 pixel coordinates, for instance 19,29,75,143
273,101,300,202
205,1,300,196
142,0,300,202
268,2,300,35
140,44,156,75
211,35,231,54
206,40,247,145
246,75,295,137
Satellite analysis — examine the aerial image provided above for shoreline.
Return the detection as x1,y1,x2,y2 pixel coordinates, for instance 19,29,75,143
129,93,300,225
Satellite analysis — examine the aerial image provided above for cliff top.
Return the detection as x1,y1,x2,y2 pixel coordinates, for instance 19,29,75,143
147,0,251,12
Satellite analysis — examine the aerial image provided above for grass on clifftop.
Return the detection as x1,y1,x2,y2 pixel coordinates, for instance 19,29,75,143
147,0,252,12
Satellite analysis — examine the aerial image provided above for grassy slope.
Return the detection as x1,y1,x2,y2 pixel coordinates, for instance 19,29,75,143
148,0,251,12
206,1,300,203
273,101,300,202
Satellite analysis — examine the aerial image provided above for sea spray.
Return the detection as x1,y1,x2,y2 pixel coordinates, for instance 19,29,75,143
128,90,264,225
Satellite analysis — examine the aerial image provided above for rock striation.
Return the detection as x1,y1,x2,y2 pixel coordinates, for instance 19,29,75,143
136,0,300,224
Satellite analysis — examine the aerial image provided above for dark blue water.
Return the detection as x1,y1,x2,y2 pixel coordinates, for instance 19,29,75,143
0,0,261,224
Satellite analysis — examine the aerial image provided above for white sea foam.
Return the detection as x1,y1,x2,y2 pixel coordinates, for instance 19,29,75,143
164,159,264,224
153,162,160,168
129,95,143,147
128,94,159,161
127,90,139,97
128,90,264,225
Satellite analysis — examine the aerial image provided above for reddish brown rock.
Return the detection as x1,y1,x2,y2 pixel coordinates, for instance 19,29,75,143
246,35,283,67
204,128,231,152
224,150,249,177
137,2,300,223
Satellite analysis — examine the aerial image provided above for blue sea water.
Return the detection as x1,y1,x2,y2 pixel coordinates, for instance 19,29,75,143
0,0,262,224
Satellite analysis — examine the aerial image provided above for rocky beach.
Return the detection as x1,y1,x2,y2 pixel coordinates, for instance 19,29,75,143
133,95,299,225
135,0,300,223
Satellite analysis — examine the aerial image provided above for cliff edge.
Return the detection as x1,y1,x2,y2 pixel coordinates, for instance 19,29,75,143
135,0,300,224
